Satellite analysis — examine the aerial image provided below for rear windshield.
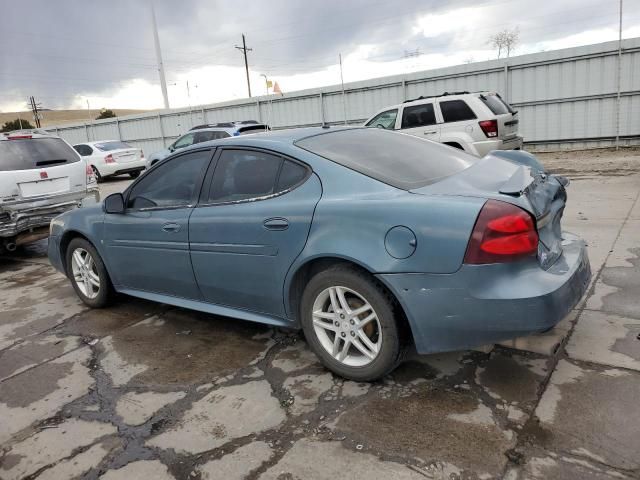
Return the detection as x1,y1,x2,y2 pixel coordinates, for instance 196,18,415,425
480,94,514,115
295,128,477,190
94,141,131,151
0,137,80,172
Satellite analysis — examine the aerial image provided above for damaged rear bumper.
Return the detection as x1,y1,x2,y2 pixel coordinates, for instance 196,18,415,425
0,188,100,242
377,232,591,354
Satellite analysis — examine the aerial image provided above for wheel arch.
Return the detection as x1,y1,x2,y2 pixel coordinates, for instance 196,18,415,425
285,255,412,341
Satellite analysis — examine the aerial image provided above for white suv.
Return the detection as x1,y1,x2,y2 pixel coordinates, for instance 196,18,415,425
364,91,523,157
0,131,99,252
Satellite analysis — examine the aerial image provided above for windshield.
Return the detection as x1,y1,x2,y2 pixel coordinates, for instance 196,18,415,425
94,141,132,151
0,137,80,171
295,128,478,190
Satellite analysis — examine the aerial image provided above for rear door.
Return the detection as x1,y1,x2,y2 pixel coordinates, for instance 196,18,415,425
479,93,519,141
437,98,478,142
0,136,85,202
189,147,321,317
399,102,440,142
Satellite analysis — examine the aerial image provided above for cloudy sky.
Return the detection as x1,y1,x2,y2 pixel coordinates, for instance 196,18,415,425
1,0,639,112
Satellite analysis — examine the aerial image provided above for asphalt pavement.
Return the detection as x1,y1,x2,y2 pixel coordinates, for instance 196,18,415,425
0,172,639,479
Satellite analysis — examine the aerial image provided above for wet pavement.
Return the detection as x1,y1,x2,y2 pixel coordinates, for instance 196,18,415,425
1,174,639,479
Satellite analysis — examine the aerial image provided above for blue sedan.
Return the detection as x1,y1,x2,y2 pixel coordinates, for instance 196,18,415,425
48,127,591,381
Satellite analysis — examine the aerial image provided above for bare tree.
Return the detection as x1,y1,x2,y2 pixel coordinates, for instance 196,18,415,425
488,28,519,58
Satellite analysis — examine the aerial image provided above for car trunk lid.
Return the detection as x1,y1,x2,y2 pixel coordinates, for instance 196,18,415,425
411,153,567,269
108,148,140,163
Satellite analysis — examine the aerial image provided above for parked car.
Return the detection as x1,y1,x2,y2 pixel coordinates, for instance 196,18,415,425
49,127,590,381
146,122,269,168
364,91,523,157
0,130,98,252
73,140,145,182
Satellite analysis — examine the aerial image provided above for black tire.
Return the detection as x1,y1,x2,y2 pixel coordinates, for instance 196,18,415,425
91,166,103,183
65,237,114,308
300,265,405,381
129,171,141,179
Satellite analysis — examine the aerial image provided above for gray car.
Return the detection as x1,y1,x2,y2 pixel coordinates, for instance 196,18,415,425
146,122,269,168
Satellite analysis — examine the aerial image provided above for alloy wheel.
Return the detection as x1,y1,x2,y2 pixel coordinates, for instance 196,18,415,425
71,248,100,299
311,286,382,367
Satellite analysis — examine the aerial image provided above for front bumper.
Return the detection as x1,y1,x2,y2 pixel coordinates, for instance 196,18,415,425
377,232,591,354
0,188,100,239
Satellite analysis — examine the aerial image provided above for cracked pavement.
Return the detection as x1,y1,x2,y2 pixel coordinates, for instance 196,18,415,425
1,173,639,480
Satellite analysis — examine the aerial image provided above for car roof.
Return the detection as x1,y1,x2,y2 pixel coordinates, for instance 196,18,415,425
372,91,493,112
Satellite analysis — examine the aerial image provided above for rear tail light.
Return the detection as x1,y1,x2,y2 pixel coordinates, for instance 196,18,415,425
8,134,32,139
464,200,538,264
104,154,115,163
479,120,498,138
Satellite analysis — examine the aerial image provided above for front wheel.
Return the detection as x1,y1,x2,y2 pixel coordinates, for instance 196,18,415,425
129,171,141,179
300,265,405,381
66,238,114,308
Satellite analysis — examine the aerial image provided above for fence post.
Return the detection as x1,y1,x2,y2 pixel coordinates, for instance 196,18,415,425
503,63,510,102
157,113,166,147
319,92,325,125
84,124,89,141
115,118,122,141
402,79,407,102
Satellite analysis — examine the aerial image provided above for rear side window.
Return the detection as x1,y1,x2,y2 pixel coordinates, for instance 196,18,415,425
480,94,514,115
74,144,93,156
295,128,477,190
0,137,80,171
277,160,308,191
439,100,477,122
365,109,398,130
94,141,131,151
401,104,436,128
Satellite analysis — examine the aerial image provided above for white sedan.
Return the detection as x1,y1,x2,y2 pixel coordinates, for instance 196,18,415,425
73,140,146,182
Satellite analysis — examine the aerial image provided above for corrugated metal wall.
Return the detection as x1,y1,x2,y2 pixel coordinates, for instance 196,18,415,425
50,38,640,153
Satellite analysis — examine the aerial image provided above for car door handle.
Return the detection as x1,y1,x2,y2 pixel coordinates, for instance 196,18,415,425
263,218,289,231
424,131,437,135
162,222,181,233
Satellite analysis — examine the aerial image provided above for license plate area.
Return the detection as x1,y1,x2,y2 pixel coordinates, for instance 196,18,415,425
18,177,70,198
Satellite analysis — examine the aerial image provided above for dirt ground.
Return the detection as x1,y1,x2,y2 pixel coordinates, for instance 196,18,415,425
537,146,640,177
1,152,639,479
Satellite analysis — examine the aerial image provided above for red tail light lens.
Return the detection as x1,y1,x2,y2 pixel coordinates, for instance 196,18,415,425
464,200,538,264
104,154,115,163
85,163,96,183
479,119,498,138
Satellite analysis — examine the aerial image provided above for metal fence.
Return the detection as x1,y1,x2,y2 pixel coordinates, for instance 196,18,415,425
50,37,640,153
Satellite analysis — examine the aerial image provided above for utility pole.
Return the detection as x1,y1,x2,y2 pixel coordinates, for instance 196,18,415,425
615,0,623,150
150,2,170,109
235,34,253,98
339,54,347,125
29,96,42,128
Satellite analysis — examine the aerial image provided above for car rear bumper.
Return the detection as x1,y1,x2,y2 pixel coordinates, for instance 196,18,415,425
0,188,100,240
100,159,146,176
471,135,524,157
377,232,591,354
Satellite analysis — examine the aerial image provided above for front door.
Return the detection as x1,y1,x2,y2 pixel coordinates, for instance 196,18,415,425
189,148,321,317
103,149,213,299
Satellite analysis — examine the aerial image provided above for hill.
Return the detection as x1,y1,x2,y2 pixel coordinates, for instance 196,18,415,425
0,109,150,128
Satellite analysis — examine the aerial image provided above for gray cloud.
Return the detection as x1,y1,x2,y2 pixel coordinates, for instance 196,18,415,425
0,0,635,110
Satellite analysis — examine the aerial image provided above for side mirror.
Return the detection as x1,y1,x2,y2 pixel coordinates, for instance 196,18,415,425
168,144,175,152
104,193,125,214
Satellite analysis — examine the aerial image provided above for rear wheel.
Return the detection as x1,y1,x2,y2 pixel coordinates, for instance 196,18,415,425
129,171,141,179
91,166,103,183
300,265,405,381
66,238,114,308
